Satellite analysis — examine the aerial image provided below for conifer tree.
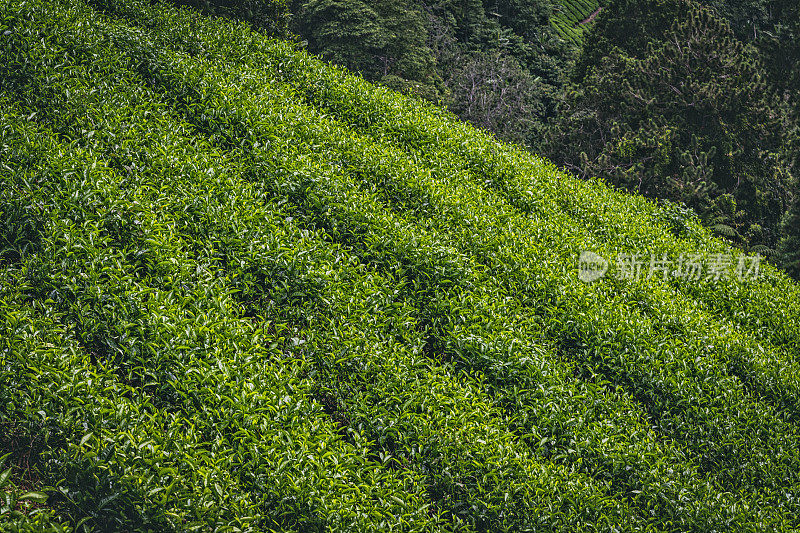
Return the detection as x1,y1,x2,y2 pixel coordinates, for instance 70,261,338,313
547,0,793,250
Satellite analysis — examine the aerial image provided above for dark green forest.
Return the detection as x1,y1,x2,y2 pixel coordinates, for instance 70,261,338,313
190,0,800,277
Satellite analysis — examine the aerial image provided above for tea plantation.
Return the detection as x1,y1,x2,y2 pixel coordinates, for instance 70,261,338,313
1,0,800,530
551,0,605,45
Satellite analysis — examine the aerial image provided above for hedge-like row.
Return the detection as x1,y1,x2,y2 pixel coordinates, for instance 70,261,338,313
1,6,635,529
0,35,445,528
550,0,601,44
94,4,800,524
86,0,800,362
0,20,647,533
2,0,800,530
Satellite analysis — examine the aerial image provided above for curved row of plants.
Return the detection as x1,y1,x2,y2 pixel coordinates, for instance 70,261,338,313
0,13,657,530
550,0,602,45
103,0,800,516
0,30,449,528
73,0,800,432
1,4,641,529
84,0,800,366
2,0,800,529
72,0,792,490
1,96,463,530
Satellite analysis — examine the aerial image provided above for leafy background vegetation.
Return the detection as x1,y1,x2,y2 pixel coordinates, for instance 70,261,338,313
1,0,800,530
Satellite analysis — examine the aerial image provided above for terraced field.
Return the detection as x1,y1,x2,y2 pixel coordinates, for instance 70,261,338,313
1,0,800,530
551,0,605,46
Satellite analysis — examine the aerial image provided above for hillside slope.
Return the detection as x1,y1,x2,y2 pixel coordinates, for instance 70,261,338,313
1,0,800,530
551,0,606,46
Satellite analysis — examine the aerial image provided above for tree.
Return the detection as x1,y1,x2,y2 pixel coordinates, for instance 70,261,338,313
571,0,695,83
446,50,546,144
698,0,769,41
484,0,555,41
178,0,291,36
292,0,439,97
547,0,793,250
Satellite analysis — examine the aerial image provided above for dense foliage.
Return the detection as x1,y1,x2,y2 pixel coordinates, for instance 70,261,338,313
780,197,800,279
546,0,794,253
290,0,568,146
174,0,291,36
290,0,438,98
1,0,800,530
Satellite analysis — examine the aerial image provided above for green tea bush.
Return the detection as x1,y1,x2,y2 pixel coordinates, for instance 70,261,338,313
551,0,603,45
91,0,800,362
2,0,800,530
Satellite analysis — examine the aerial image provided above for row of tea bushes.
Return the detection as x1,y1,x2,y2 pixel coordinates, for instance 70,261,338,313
0,84,439,531
2,0,800,529
86,0,800,369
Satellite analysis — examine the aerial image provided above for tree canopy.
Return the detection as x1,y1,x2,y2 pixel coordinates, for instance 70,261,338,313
546,0,795,253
